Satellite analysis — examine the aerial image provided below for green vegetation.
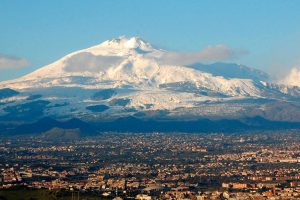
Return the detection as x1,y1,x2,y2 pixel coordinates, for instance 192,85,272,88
0,186,106,200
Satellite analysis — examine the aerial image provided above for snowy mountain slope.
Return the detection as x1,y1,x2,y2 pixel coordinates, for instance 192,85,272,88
0,37,261,96
0,36,300,124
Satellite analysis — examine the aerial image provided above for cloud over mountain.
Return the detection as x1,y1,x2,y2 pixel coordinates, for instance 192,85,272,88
158,45,248,66
0,54,29,69
64,52,123,73
280,67,300,87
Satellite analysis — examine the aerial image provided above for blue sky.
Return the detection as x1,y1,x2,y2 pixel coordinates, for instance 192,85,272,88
1,0,300,81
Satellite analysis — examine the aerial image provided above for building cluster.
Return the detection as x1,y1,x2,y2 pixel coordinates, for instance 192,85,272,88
1,130,300,199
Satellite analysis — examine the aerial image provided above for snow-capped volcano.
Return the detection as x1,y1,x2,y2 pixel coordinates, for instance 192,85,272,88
1,36,262,97
1,36,300,128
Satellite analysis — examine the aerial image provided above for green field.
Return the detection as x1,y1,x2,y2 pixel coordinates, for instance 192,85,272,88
0,186,107,200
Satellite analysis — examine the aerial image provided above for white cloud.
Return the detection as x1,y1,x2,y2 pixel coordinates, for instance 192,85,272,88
64,52,124,73
62,44,248,73
0,54,29,69
280,67,300,87
158,45,248,66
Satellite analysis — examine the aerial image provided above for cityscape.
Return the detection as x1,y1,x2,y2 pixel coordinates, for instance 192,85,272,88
1,131,300,199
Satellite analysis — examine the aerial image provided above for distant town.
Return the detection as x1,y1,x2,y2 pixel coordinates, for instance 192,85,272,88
1,130,300,199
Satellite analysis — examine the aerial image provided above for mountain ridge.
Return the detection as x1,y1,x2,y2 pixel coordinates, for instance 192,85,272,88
0,36,300,133
2,116,300,136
